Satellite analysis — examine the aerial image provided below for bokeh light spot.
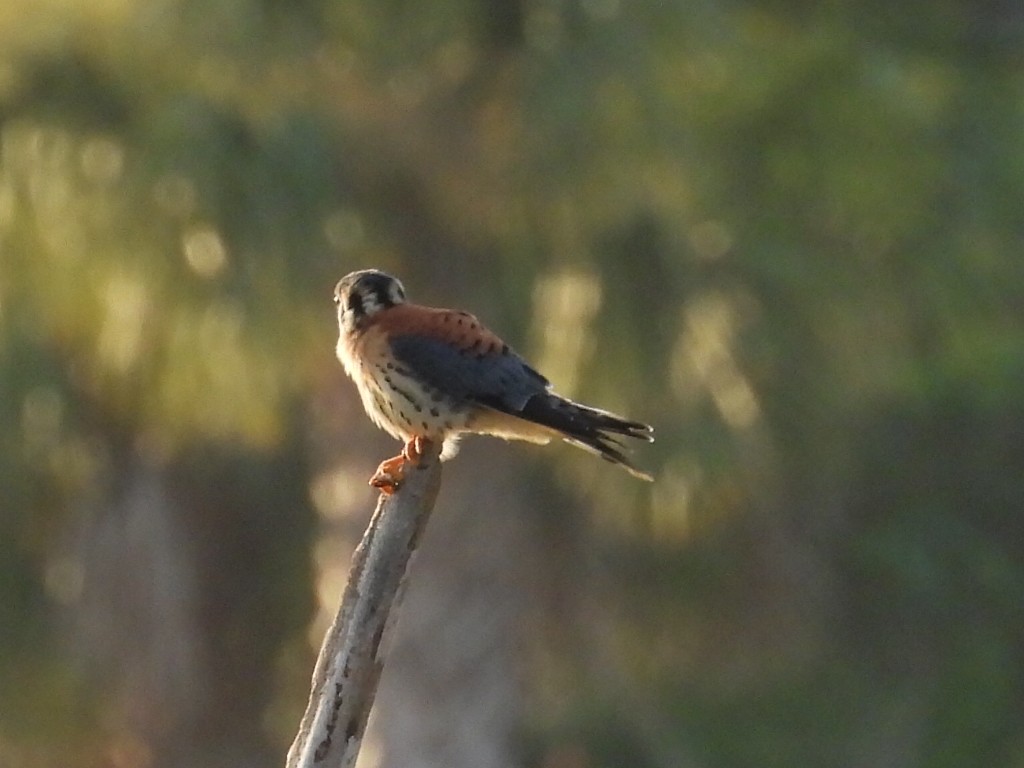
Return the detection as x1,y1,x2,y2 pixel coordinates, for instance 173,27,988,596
182,225,228,278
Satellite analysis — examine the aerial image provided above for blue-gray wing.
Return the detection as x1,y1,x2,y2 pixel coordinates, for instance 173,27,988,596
389,334,550,412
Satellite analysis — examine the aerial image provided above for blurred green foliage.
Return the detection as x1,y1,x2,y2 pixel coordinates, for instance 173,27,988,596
1,0,1023,766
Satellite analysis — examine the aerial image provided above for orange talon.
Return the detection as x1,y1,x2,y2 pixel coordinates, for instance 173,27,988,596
369,454,407,494
370,438,434,494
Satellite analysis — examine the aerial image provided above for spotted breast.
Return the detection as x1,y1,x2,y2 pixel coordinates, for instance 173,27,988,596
337,313,474,459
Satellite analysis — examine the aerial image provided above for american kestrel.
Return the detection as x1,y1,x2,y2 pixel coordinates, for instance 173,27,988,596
334,269,654,493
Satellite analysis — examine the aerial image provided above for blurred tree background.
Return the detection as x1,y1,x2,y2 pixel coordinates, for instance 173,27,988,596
1,0,1023,766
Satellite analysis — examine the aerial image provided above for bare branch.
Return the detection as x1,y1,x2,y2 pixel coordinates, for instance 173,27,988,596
287,444,443,768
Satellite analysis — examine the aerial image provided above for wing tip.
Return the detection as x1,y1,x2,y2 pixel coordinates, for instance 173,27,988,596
593,411,655,443
622,463,655,482
608,452,655,482
633,424,655,443
563,436,655,482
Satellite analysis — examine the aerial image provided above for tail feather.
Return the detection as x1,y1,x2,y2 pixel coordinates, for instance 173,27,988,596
519,394,655,481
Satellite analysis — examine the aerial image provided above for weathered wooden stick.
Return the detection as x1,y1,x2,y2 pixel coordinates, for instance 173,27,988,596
287,444,443,768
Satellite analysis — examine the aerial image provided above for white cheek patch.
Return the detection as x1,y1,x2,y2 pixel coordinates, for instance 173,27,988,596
339,306,355,334
361,293,382,315
387,282,405,305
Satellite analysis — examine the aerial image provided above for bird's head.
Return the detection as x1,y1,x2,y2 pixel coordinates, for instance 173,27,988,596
334,269,407,333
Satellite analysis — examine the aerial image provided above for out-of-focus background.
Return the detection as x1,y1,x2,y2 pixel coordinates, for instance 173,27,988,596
2,1,1023,767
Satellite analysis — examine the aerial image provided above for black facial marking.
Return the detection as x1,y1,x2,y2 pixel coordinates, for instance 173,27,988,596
357,272,401,308
347,291,364,315
339,270,406,317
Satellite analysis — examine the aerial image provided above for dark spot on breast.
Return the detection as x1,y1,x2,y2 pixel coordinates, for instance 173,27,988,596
430,407,440,417
384,375,393,385
413,403,422,413
394,366,410,376
399,411,412,425
347,292,364,317
421,421,429,430
443,421,453,430
391,383,419,406
456,317,463,327
386,362,394,371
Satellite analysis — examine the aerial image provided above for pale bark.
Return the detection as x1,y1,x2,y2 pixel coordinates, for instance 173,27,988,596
288,444,443,768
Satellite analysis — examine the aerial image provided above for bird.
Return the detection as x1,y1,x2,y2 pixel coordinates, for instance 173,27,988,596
333,269,654,493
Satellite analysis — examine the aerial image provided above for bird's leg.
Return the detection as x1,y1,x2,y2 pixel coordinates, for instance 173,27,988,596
403,435,432,464
369,437,434,495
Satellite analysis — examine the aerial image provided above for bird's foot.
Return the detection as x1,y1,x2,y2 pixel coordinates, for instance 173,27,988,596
369,454,406,495
369,437,434,495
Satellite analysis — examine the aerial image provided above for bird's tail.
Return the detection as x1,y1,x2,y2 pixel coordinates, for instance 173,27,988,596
520,393,655,481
